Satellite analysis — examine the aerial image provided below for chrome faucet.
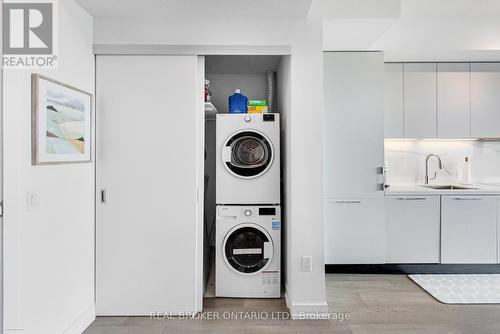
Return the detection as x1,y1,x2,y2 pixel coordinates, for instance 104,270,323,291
425,153,443,184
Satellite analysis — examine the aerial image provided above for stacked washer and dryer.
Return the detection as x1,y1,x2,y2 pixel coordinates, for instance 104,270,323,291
215,113,281,298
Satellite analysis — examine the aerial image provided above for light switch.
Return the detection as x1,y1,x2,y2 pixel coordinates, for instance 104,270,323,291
302,256,312,272
27,192,40,211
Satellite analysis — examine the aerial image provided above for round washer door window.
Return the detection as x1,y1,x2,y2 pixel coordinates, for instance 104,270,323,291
222,131,274,178
223,223,273,274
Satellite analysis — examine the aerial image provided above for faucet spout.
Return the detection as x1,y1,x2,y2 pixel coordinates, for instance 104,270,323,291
425,153,443,184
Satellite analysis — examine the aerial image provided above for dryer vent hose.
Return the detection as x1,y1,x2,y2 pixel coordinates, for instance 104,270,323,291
265,70,276,112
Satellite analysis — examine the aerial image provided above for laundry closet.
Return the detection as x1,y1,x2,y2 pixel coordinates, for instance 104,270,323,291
95,52,291,315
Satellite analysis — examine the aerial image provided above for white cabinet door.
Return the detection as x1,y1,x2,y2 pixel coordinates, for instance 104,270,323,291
96,55,204,315
324,198,386,264
384,63,404,138
441,196,497,264
385,196,440,263
471,63,500,138
437,63,471,138
324,52,385,198
403,63,437,138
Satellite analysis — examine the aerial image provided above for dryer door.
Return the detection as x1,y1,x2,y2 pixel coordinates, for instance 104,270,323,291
222,130,274,179
223,223,274,274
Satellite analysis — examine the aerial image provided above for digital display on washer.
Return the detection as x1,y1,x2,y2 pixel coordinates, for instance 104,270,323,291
263,114,275,122
259,208,276,216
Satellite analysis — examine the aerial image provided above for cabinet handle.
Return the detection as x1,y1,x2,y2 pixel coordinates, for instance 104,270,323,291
334,200,362,204
100,189,106,204
397,197,427,200
452,197,483,201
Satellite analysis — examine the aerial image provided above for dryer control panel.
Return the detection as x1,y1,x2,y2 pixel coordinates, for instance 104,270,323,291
218,205,280,218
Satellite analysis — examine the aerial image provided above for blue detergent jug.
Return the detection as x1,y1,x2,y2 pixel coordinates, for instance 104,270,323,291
229,89,248,113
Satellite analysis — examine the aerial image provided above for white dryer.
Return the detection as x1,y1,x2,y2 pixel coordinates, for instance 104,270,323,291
216,205,281,298
216,113,280,205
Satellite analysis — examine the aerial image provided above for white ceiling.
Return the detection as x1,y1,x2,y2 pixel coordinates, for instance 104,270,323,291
74,0,312,19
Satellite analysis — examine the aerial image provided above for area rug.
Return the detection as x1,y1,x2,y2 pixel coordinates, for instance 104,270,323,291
408,274,500,304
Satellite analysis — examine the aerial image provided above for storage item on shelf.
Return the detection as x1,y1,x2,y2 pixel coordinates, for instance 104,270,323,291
205,102,217,120
205,79,212,102
247,105,269,113
463,157,471,184
265,70,276,112
247,99,268,113
229,89,248,114
248,100,267,106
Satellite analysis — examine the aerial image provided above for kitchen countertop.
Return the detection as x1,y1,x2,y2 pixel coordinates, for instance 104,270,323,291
385,183,500,196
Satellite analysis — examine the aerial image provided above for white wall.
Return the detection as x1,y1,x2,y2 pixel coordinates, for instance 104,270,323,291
385,140,500,185
3,1,95,333
93,6,328,317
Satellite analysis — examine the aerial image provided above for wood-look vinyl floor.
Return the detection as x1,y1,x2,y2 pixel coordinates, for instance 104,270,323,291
84,274,500,334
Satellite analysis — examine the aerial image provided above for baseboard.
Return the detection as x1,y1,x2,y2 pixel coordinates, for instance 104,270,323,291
62,304,95,334
285,288,329,320
326,264,500,274
287,301,329,320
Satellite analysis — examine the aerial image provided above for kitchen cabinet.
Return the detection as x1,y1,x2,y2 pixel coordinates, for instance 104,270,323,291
403,63,437,138
437,63,471,138
384,63,404,138
441,196,497,264
324,198,386,264
471,63,500,138
324,52,385,199
385,196,440,263
323,52,385,264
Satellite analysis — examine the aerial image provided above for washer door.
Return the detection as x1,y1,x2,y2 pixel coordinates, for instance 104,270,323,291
222,130,274,178
223,223,273,274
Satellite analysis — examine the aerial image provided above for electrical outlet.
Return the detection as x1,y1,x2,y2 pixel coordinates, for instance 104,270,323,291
302,256,312,272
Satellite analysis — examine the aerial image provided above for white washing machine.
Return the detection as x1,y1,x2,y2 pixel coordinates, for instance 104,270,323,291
216,113,280,205
216,205,281,298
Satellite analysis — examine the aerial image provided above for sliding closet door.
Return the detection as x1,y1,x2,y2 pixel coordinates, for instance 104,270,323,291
96,55,204,315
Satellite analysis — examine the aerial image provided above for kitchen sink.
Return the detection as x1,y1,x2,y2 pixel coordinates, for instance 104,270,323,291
419,184,478,190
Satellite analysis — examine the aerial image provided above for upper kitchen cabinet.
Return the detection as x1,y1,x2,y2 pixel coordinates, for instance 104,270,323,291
471,63,500,138
324,52,385,198
384,63,404,138
403,63,437,138
437,63,471,138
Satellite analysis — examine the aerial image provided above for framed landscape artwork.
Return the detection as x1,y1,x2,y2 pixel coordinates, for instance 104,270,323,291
32,74,92,165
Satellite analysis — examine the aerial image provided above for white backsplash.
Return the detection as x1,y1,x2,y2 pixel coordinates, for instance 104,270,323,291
385,140,500,185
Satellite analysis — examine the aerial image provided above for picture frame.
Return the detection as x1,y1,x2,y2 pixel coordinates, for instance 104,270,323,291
31,74,93,165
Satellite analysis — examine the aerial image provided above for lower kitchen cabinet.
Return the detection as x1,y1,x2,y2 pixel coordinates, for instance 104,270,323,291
441,196,498,264
324,198,385,264
385,196,440,263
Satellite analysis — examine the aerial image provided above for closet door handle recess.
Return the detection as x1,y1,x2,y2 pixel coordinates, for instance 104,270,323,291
100,189,107,204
